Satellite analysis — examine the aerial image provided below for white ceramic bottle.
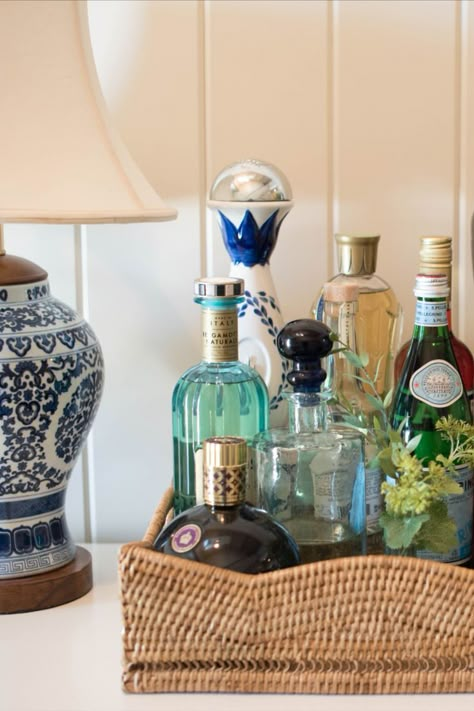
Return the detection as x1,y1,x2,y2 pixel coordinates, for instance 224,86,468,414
208,159,292,427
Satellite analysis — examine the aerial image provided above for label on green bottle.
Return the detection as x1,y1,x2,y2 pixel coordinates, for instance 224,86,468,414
409,359,463,407
417,464,473,565
415,301,448,326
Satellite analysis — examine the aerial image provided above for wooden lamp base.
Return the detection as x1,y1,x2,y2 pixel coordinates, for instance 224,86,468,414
0,546,93,614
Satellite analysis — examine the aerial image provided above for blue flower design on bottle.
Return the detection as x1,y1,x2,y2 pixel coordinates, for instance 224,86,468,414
218,210,286,267
238,290,288,410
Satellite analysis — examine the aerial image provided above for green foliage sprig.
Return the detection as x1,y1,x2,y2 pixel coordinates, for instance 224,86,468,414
329,332,469,555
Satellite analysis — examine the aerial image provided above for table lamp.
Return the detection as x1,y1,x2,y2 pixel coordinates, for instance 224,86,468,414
0,0,176,613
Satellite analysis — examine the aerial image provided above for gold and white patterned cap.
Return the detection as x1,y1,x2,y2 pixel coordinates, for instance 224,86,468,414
203,436,247,507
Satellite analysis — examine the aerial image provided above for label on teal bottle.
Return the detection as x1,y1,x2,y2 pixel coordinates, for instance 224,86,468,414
409,359,463,407
417,464,473,565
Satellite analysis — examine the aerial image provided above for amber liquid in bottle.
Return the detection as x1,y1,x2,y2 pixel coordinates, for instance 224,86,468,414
312,234,402,398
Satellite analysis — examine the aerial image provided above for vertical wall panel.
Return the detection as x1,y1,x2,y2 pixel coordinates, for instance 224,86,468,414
205,0,329,323
87,1,202,541
458,0,474,352
335,0,458,343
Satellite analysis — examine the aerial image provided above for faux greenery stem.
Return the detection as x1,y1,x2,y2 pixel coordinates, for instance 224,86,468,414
329,332,470,555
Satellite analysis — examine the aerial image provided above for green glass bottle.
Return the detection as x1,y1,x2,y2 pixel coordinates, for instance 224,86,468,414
391,274,473,565
172,277,269,515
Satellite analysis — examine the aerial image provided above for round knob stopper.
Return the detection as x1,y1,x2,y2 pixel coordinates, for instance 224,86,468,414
277,319,333,392
209,159,292,202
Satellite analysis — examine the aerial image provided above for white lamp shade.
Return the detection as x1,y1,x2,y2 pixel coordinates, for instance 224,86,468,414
0,0,177,224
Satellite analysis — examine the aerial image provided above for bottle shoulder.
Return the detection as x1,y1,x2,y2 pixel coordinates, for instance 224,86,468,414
401,331,460,367
174,360,268,386
450,332,474,365
153,502,300,572
326,272,396,296
392,336,472,435
253,427,345,451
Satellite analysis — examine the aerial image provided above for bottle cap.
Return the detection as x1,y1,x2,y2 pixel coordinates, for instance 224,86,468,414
208,159,292,202
335,234,380,276
203,436,247,507
414,274,449,297
277,319,333,393
194,277,244,298
323,282,359,303
419,236,452,290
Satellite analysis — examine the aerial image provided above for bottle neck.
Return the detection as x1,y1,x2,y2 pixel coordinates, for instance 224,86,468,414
203,464,246,507
323,300,362,394
413,295,448,335
419,254,453,319
200,304,239,362
287,392,328,434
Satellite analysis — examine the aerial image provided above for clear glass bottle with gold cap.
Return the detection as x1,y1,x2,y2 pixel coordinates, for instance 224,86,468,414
172,278,269,516
394,236,474,411
154,436,300,573
312,234,402,398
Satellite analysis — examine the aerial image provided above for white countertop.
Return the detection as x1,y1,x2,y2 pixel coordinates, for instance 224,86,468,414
1,544,473,711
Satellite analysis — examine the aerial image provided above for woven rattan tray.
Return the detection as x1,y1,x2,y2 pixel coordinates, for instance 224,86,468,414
119,487,474,694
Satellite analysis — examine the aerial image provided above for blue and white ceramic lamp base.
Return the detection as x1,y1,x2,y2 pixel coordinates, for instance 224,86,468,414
0,279,104,579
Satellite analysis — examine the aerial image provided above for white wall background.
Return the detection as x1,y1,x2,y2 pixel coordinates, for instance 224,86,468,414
5,0,474,542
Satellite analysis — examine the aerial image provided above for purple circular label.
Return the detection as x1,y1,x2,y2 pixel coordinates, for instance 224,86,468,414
171,523,202,553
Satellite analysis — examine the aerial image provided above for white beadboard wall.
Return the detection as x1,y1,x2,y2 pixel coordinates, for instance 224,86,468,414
4,0,474,542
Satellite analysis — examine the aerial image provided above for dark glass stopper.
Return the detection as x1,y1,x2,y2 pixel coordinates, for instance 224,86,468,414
277,319,333,392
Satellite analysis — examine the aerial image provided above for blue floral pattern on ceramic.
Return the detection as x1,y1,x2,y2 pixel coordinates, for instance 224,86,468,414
218,209,286,267
238,290,287,410
0,280,104,578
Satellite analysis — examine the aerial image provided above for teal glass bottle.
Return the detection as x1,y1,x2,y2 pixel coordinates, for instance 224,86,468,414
172,277,269,515
391,274,473,565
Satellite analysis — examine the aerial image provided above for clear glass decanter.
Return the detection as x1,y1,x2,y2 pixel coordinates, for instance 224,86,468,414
253,319,366,564
172,277,269,515
155,436,300,573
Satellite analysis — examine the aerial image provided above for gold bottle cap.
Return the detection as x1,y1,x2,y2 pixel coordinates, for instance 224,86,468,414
335,234,380,276
323,281,359,303
418,236,452,290
203,436,247,507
